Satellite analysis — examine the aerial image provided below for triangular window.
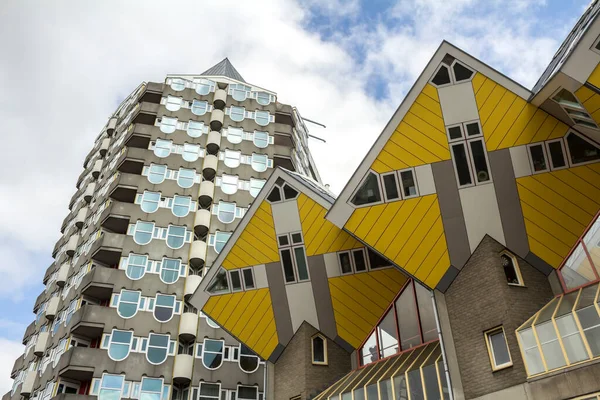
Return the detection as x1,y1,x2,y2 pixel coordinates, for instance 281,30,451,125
431,65,451,86
350,172,382,206
566,132,600,165
452,61,474,82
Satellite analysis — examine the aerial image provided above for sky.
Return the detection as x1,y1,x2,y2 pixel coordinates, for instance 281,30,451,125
0,0,590,394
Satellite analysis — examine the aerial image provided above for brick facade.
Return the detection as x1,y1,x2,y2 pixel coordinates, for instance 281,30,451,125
444,235,554,399
273,322,352,400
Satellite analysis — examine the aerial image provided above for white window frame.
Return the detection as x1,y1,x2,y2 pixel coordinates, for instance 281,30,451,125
159,117,178,134
164,96,183,112
201,339,225,370
527,142,550,174
113,289,142,319
381,171,401,202
236,385,259,400
484,326,513,371
348,170,384,208
144,333,173,365
448,121,492,188
105,329,134,361
277,232,310,284
564,130,600,167
153,139,172,158
311,333,328,365
198,382,221,400
242,267,255,290
169,78,187,91
500,251,525,287
430,63,454,88
187,120,208,138
223,149,242,168
544,138,569,171
397,167,420,199
208,231,233,254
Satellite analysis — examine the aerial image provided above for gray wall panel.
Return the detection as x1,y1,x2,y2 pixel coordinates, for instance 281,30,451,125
265,261,294,346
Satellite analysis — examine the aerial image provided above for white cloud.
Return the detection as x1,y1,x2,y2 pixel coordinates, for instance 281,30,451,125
0,0,576,308
0,338,24,394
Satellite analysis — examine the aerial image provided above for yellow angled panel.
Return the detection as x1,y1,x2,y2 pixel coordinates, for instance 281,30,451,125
397,122,450,160
213,291,245,326
479,85,507,125
364,202,404,245
243,224,278,250
253,317,277,356
223,290,258,332
258,200,273,217
498,103,538,149
547,120,569,140
231,289,269,336
475,79,497,109
345,207,371,234
327,229,354,253
471,73,486,94
392,131,441,165
421,83,440,102
306,219,335,256
532,172,599,217
513,109,549,146
530,115,559,143
333,274,391,311
374,148,408,171
239,291,274,345
254,208,275,229
414,92,443,118
587,63,600,88
409,103,446,133
373,198,419,254
576,85,595,103
523,219,571,260
203,296,219,315
209,295,230,322
315,223,343,255
485,96,527,150
414,231,447,281
424,250,451,288
482,90,517,143
339,234,362,251
552,168,600,204
354,203,388,240
371,159,395,174
298,195,316,222
296,192,308,210
405,216,445,276
394,201,440,270
529,237,564,268
581,91,600,114
386,195,436,261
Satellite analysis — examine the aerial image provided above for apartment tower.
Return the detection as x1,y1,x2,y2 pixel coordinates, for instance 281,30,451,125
6,58,319,400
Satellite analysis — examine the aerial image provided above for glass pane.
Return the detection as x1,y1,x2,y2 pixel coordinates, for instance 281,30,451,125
423,363,441,400
396,282,421,350
469,140,490,183
555,314,588,363
230,270,242,291
451,143,472,186
378,379,393,400
312,336,325,363
207,269,229,293
339,252,352,274
383,174,399,200
584,217,600,272
378,309,399,358
360,331,378,366
447,126,463,140
548,141,566,169
294,247,309,281
453,62,474,81
432,65,451,86
562,243,596,290
489,331,511,366
408,368,425,400
242,269,255,289
415,284,437,342
536,321,567,370
351,173,381,206
281,249,296,283
400,170,417,197
353,250,367,272
567,133,600,164
366,384,378,400
465,122,480,137
501,254,520,284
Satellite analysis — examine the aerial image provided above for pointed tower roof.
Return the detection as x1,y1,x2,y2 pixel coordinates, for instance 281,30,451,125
199,57,246,82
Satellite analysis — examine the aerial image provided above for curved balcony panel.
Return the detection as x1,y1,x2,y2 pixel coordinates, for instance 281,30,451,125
87,231,124,268
115,147,146,175
122,123,152,150
69,304,106,340
198,181,214,209
206,130,221,155
189,241,207,269
172,354,193,384
83,182,96,203
22,321,35,345
193,209,211,237
99,137,110,157
45,297,59,320
65,234,79,257
107,117,117,136
91,159,103,179
20,372,36,396
179,313,198,342
202,155,218,181
56,347,96,382
56,263,70,287
34,291,46,312
34,332,50,357
74,206,89,229
213,89,227,110
53,236,66,258
133,102,159,125
185,275,202,298
79,266,117,302
11,354,23,378
104,173,138,204
210,109,224,131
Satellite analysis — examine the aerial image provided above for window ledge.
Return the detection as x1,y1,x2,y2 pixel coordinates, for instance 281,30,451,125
507,283,527,288
491,363,513,372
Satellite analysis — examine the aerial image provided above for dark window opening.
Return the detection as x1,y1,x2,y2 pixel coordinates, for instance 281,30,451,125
267,187,282,202
351,172,381,206
469,140,490,183
529,144,548,172
432,65,451,86
368,249,390,269
453,62,474,82
451,143,472,186
567,132,600,164
382,173,400,201
547,141,566,169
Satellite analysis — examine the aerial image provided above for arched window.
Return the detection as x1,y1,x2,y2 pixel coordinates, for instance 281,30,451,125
195,79,214,95
230,106,245,122
125,254,147,280
187,120,205,138
256,92,271,105
501,251,523,286
116,290,141,318
214,232,232,253
250,178,266,198
217,201,236,224
239,345,260,373
182,143,200,162
140,377,164,400
177,168,196,188
165,96,182,112
311,334,327,365
172,195,192,218
161,258,181,284
254,111,270,127
166,225,187,249
224,149,241,168
226,127,243,144
107,329,133,361
191,100,209,116
159,117,177,134
170,79,185,91
146,333,170,365
202,339,224,369
220,174,239,195
251,154,268,172
140,191,161,213
230,84,250,102
147,164,167,185
237,386,259,400
253,131,269,148
133,221,155,245
98,374,124,400
152,294,177,322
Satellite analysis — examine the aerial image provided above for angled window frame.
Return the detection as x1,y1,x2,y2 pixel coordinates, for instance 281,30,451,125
311,333,328,365
564,130,600,167
484,326,513,371
527,142,550,174
348,170,384,208
500,250,525,287
430,62,454,88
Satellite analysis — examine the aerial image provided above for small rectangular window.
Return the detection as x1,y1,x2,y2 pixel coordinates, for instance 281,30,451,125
338,252,353,274
242,268,255,289
465,121,482,137
294,247,309,281
281,249,296,283
451,143,473,187
382,173,400,201
352,249,367,272
230,270,242,292
546,139,567,170
278,235,289,247
528,143,549,173
446,124,464,142
468,139,491,183
485,327,513,371
291,232,303,244
399,169,419,198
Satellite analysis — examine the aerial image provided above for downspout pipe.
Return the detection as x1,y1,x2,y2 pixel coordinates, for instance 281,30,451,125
432,290,455,400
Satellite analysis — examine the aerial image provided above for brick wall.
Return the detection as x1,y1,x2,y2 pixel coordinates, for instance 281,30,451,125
444,235,554,399
273,322,352,400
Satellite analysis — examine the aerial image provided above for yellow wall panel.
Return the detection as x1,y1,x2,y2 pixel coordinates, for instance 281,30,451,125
472,72,486,93
329,269,407,348
586,63,600,88
478,85,507,125
517,165,600,268
344,195,450,289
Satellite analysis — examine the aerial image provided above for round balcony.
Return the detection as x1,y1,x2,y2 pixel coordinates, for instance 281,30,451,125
179,312,198,342
173,353,193,384
194,209,211,237
56,263,70,287
45,297,60,320
202,155,218,181
210,109,224,131
99,137,110,157
65,234,79,257
107,117,117,136
92,159,103,179
213,89,227,110
34,332,50,356
198,181,214,208
74,206,89,229
206,130,221,155
185,274,202,298
83,182,96,203
189,240,207,268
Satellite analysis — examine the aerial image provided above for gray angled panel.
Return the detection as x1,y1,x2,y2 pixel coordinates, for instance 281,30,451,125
431,160,471,269
264,261,294,346
525,252,554,276
307,255,338,340
200,58,246,82
435,265,460,293
488,149,529,258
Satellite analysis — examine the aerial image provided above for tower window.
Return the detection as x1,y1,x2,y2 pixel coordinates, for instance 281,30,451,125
202,339,225,370
239,345,260,373
312,334,328,365
350,171,382,206
191,100,210,116
159,116,178,134
278,232,309,284
448,120,491,188
501,251,523,286
484,327,513,371
146,333,171,365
